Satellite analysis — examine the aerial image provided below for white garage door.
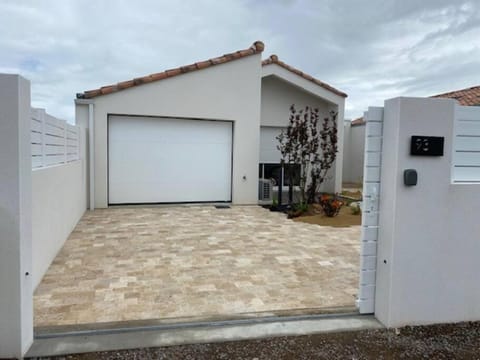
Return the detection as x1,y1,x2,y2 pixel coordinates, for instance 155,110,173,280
108,115,232,204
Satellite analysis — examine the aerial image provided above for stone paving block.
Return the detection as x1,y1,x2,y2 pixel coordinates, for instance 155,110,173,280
34,206,360,327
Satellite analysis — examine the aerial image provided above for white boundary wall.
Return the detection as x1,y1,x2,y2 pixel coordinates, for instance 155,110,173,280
0,74,86,358
30,108,88,288
374,97,480,327
0,74,33,359
30,108,86,288
32,160,87,289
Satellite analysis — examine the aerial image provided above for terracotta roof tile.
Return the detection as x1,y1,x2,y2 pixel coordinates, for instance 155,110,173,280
431,85,480,106
350,117,365,126
117,79,135,90
262,54,347,98
149,72,167,82
77,41,265,99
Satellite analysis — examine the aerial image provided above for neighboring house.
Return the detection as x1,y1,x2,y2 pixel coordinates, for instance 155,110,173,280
431,85,480,105
342,85,480,185
342,117,365,185
75,41,347,208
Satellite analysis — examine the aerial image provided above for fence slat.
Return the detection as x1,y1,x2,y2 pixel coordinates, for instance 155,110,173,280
453,105,480,183
31,119,42,132
454,152,480,167
64,124,68,163
31,132,42,144
31,143,42,156
32,156,43,168
66,133,78,141
457,121,480,136
44,123,65,138
44,133,65,146
45,114,65,130
455,136,480,151
43,154,66,166
44,144,66,156
453,166,480,182
66,138,78,146
456,106,480,121
31,107,81,169
67,154,79,162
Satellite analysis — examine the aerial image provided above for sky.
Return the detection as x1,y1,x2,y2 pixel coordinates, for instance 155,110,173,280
0,0,479,123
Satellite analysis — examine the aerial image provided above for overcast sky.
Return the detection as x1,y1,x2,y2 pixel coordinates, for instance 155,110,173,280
1,0,478,122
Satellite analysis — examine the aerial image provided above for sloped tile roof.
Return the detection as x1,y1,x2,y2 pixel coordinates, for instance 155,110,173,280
350,117,365,126
262,54,347,98
77,41,265,99
431,85,480,106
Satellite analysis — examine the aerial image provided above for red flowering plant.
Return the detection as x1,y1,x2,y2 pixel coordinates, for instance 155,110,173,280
319,193,344,217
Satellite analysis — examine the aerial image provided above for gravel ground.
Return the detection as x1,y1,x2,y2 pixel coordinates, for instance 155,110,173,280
33,321,480,359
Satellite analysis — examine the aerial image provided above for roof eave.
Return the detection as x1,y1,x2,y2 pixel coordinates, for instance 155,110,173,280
262,55,347,98
77,41,265,100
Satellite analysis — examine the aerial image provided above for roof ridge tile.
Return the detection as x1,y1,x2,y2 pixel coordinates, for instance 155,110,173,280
262,54,347,98
77,41,265,99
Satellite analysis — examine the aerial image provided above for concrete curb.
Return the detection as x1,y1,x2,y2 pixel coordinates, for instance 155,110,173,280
27,314,382,357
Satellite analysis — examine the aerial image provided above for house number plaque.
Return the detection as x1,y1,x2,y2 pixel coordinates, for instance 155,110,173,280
410,136,444,156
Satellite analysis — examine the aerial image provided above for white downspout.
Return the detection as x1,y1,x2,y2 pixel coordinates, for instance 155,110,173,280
88,103,95,211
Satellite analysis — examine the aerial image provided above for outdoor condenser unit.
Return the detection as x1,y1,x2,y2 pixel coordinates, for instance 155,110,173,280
258,178,273,204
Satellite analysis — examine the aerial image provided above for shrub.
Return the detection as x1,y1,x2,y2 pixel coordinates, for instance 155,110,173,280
287,202,309,219
319,193,343,217
295,202,309,213
277,105,338,205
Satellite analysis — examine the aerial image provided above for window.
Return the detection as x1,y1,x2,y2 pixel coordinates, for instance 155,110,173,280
259,163,301,186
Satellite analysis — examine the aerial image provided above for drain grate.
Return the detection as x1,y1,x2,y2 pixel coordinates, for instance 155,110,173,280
215,205,231,209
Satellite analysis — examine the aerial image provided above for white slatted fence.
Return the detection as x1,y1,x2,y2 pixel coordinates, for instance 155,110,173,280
357,106,384,314
31,108,80,169
453,105,480,183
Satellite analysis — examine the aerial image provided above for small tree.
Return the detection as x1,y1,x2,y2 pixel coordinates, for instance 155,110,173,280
277,105,338,205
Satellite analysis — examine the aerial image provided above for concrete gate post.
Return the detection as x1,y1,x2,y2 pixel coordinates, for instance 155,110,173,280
374,97,480,328
0,74,34,358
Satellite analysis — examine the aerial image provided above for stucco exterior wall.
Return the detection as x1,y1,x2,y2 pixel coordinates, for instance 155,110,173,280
260,74,344,193
0,74,33,358
375,97,480,327
343,122,365,184
31,160,86,289
77,55,262,208
260,76,331,127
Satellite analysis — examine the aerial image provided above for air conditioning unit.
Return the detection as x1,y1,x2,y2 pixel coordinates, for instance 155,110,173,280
258,178,273,205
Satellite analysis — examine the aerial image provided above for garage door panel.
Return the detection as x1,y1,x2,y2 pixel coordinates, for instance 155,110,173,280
109,116,232,204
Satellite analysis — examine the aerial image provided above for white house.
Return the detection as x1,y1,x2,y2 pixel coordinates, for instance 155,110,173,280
75,41,347,208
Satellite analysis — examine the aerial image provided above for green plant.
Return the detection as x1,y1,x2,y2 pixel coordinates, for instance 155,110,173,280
295,202,309,213
319,193,343,217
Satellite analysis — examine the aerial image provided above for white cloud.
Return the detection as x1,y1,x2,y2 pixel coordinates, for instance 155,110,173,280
0,0,478,122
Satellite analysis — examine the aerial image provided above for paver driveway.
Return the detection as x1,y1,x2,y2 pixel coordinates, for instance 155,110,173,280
34,206,360,327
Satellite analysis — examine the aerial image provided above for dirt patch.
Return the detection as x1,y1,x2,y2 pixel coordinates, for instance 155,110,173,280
37,321,480,359
293,206,361,227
